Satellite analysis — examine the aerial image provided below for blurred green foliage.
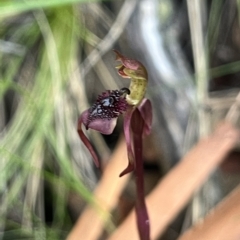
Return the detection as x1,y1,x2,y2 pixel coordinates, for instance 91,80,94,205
0,1,102,238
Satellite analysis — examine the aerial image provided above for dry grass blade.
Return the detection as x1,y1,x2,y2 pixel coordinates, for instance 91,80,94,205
178,185,240,240
226,91,240,125
80,0,137,77
22,142,44,228
107,122,239,240
186,0,209,137
67,137,131,240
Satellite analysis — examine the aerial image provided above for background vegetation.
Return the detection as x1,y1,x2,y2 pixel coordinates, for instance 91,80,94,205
1,0,240,239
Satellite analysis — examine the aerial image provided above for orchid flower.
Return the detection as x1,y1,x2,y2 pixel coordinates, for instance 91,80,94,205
77,50,152,240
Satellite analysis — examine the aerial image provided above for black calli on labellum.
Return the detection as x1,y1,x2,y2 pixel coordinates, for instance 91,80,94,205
86,88,130,129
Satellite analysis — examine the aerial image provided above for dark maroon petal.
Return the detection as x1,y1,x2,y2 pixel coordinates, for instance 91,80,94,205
77,117,100,167
113,49,148,79
131,109,150,240
119,107,135,177
77,89,130,168
113,49,143,71
116,65,130,78
81,109,117,135
137,98,152,136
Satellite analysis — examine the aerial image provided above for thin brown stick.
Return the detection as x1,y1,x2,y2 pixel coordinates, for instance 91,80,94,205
226,91,240,125
178,185,240,240
107,122,239,240
187,0,209,137
67,137,131,240
80,0,137,77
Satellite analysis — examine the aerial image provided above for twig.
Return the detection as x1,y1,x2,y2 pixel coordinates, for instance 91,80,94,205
186,0,211,226
186,0,209,137
67,138,131,240
107,122,239,240
178,185,240,240
80,0,137,78
225,91,240,125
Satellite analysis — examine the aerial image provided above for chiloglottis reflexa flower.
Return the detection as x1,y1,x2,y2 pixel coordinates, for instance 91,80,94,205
77,50,152,240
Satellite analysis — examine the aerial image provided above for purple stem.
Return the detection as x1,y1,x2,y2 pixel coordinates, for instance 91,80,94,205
132,109,150,240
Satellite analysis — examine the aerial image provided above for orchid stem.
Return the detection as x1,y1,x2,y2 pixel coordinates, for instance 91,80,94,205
132,110,150,240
